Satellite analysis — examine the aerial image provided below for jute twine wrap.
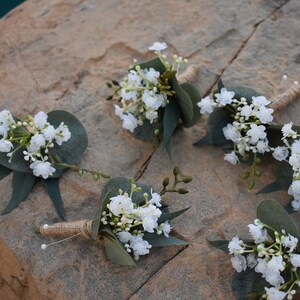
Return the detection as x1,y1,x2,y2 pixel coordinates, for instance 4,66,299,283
40,220,93,239
270,83,300,112
177,64,199,83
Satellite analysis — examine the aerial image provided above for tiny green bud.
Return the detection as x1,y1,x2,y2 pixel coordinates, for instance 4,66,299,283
173,166,180,176
93,173,100,181
106,82,112,88
241,170,251,180
112,80,119,86
162,177,170,187
136,187,142,192
247,179,255,190
255,157,261,164
154,129,160,135
178,188,189,194
143,193,149,200
106,95,113,100
78,170,84,176
183,176,193,183
255,170,261,177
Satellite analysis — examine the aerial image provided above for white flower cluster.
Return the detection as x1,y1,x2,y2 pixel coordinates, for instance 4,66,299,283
272,123,300,211
101,189,172,260
197,88,274,165
0,110,71,179
113,42,187,133
229,219,299,300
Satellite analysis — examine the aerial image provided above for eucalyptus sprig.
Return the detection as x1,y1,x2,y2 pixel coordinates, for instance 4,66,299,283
160,165,192,196
39,166,191,265
107,41,201,157
209,199,300,300
0,109,109,220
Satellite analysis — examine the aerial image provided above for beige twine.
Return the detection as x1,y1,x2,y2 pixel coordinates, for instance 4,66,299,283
40,220,93,239
176,64,199,83
270,83,300,112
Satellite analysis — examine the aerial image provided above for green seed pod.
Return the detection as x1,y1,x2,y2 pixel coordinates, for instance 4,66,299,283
241,170,251,180
178,188,189,194
247,179,255,190
173,166,180,176
183,176,193,183
162,177,170,187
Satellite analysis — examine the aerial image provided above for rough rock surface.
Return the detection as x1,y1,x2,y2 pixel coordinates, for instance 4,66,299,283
0,0,299,299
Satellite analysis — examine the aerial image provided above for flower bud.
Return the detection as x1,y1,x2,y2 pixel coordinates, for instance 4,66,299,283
106,82,112,88
178,188,188,194
183,176,193,183
162,177,169,187
173,166,180,176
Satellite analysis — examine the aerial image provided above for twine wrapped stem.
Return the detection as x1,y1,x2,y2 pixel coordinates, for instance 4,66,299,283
40,220,94,239
176,64,199,83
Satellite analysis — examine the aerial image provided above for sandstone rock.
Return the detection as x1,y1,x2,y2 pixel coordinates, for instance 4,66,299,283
0,0,299,299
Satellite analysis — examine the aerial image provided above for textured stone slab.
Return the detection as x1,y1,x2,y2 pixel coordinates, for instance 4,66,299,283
0,0,299,299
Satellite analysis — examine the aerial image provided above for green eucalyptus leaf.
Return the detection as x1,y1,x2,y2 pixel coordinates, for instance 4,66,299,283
100,177,151,206
158,207,190,224
0,145,31,173
232,268,267,300
217,79,225,92
2,171,36,215
101,226,135,266
227,86,261,102
0,165,12,181
275,160,293,191
207,239,230,253
143,233,188,247
180,82,201,127
43,178,66,220
162,96,181,158
134,57,166,74
257,199,300,243
169,76,194,127
47,110,88,173
194,107,233,147
132,120,158,141
257,181,282,194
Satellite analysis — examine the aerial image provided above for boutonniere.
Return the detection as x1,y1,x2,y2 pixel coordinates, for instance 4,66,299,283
0,109,109,219
194,79,300,191
107,42,201,157
38,166,192,265
209,199,300,300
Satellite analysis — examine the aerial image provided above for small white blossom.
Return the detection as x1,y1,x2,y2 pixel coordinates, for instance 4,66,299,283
248,223,268,243
290,254,300,268
256,106,274,124
282,122,296,139
120,89,138,102
289,154,300,170
116,231,133,243
228,236,244,254
28,133,46,153
223,124,241,143
252,96,270,107
197,96,215,114
264,287,286,300
255,258,268,275
127,70,142,86
149,190,162,207
122,113,138,133
215,88,235,106
230,254,247,272
30,160,56,179
145,109,158,124
114,104,124,119
256,139,269,154
130,234,152,259
144,68,160,84
288,181,300,202
0,110,14,137
272,146,289,161
247,124,267,144
224,151,239,165
246,254,257,268
0,140,13,153
282,234,298,253
141,216,158,233
33,111,48,129
240,105,253,118
161,221,172,237
42,125,56,141
55,123,71,146
291,199,300,211
291,140,300,155
109,195,134,216
149,42,168,51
